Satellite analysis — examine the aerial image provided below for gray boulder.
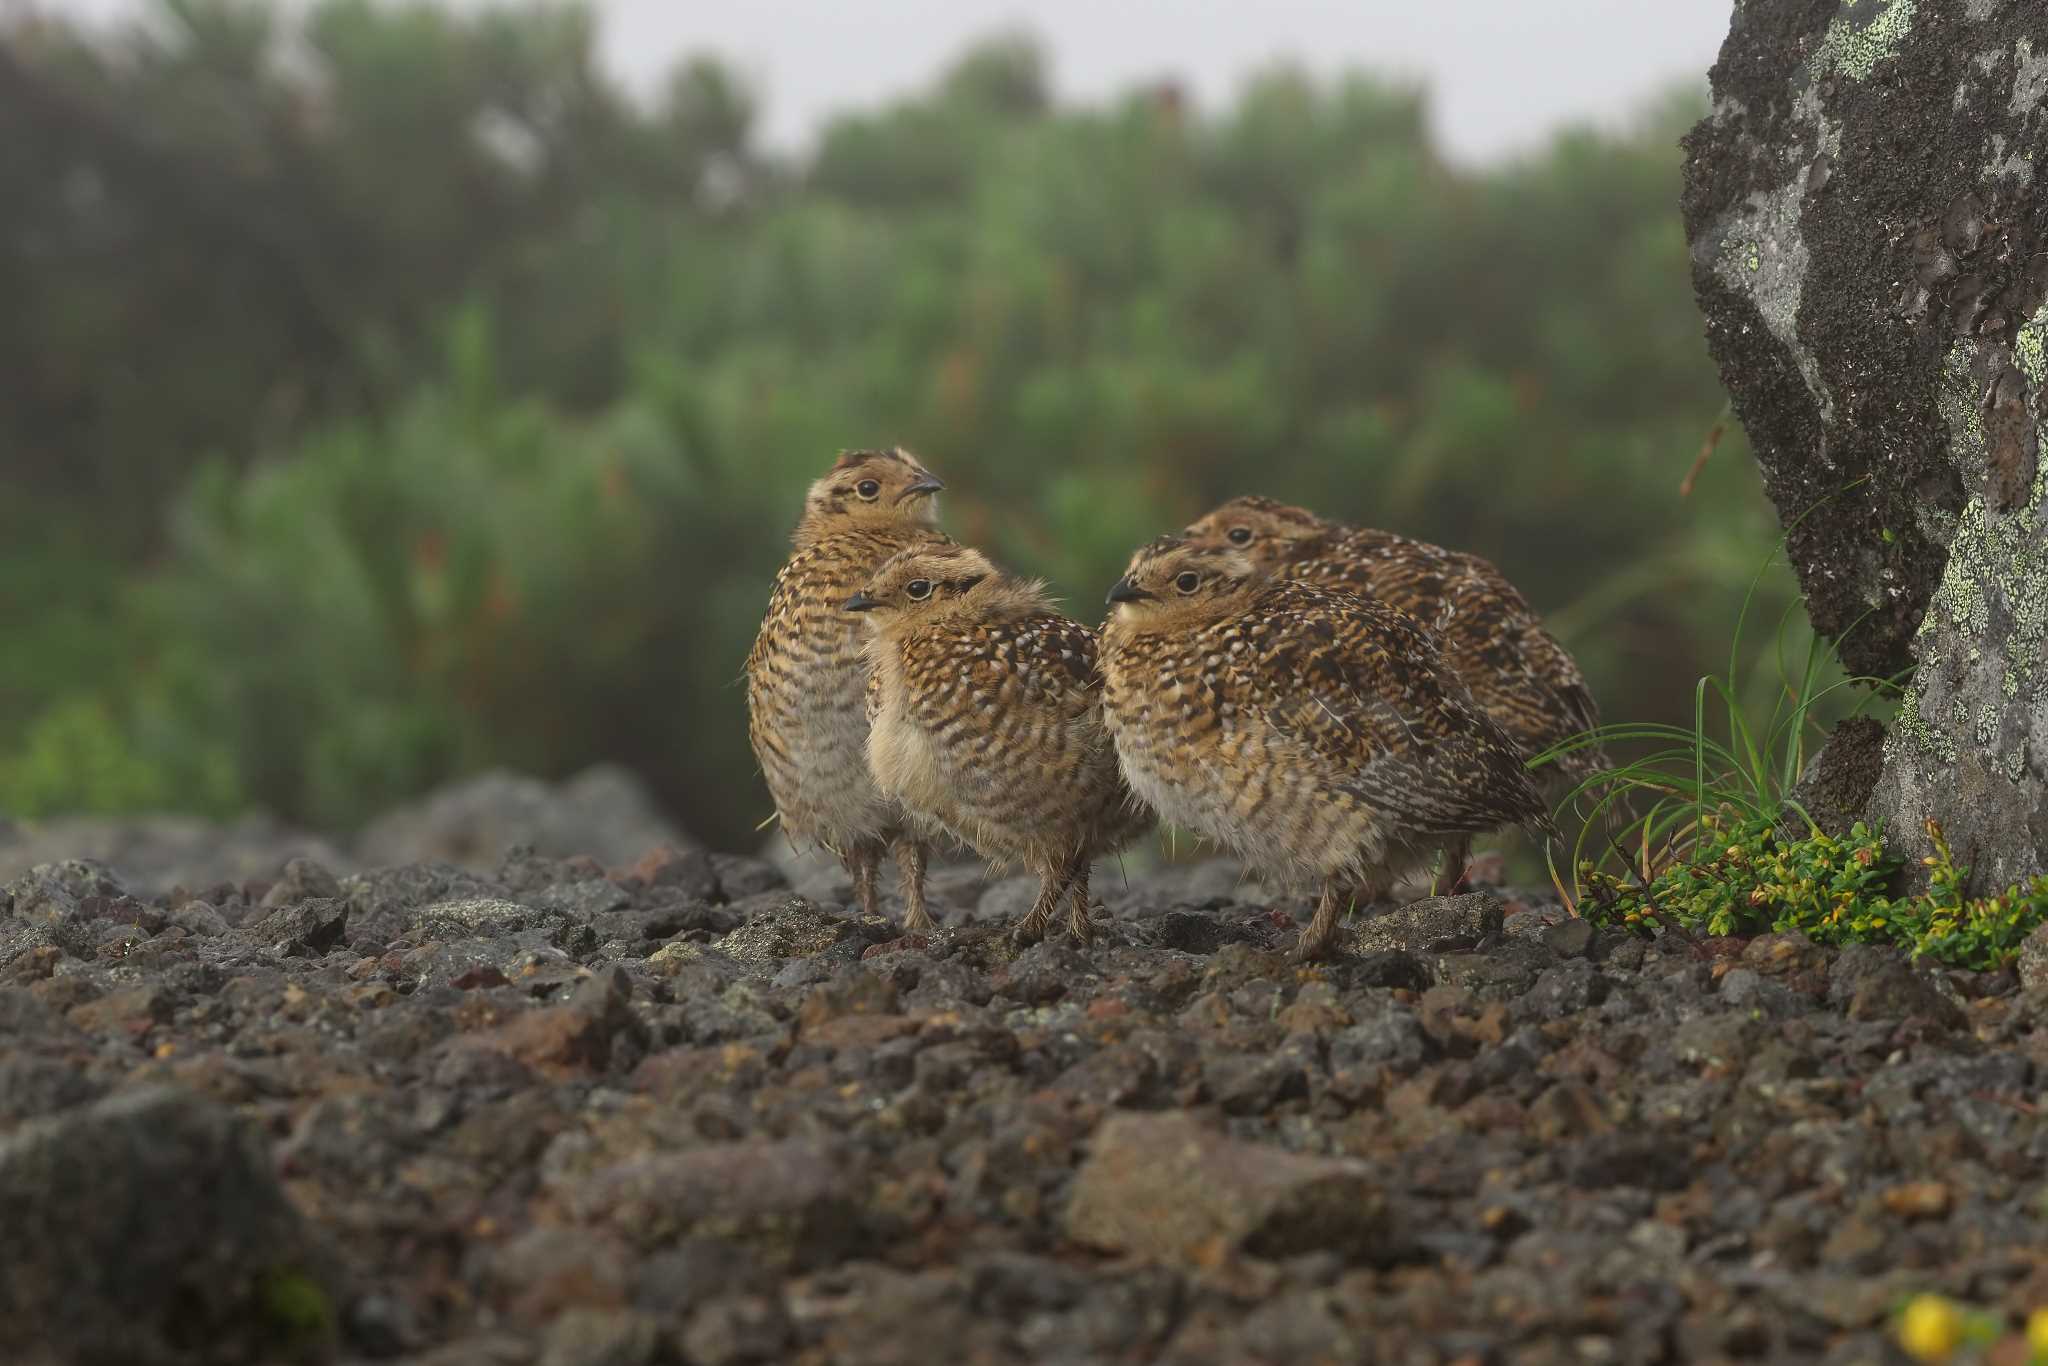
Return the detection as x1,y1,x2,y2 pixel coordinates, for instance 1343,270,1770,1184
0,1086,341,1364
1682,0,2048,890
356,764,689,872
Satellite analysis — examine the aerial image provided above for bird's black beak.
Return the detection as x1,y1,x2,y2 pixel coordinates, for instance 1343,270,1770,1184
843,590,879,612
894,475,945,504
1105,576,1155,606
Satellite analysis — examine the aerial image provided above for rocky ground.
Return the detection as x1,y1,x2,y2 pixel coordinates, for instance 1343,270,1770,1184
4,819,2048,1365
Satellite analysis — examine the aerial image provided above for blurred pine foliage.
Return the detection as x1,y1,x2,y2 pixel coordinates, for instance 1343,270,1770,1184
0,3,1793,850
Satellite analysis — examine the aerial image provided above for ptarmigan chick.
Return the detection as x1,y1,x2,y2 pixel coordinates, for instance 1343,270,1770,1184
846,544,1151,945
1183,496,1602,786
1100,537,1556,961
746,448,951,931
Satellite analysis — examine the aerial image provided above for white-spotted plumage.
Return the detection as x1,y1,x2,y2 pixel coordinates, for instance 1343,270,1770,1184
745,448,951,930
850,544,1151,944
1100,537,1556,960
1184,495,1603,790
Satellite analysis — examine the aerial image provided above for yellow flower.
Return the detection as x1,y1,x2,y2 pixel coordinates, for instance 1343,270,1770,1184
1897,1295,1961,1362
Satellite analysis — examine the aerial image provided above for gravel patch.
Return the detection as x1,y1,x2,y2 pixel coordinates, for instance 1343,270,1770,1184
4,846,2043,1363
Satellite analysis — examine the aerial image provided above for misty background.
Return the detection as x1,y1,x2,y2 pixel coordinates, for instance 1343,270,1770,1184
0,0,1783,856
40,0,1733,160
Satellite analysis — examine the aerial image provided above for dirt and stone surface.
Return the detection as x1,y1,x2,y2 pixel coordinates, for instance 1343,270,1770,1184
7,806,2048,1365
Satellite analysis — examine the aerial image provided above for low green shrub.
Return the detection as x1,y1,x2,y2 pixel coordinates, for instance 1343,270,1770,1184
1582,813,2048,971
0,697,172,818
0,695,239,820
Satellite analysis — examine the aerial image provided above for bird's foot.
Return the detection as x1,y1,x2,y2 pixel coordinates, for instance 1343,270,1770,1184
1291,923,1339,963
1009,912,1049,948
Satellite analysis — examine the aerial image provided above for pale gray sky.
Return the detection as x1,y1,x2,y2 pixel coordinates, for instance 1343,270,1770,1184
42,0,1734,163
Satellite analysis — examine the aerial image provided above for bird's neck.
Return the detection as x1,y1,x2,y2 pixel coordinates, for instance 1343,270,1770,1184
791,513,924,552
1106,598,1237,643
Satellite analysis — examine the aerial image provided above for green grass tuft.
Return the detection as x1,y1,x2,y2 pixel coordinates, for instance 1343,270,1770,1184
1551,509,2048,972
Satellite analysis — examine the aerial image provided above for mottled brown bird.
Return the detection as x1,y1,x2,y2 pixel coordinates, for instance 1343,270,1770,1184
846,544,1151,944
1182,496,1602,786
1100,537,1556,960
745,448,951,930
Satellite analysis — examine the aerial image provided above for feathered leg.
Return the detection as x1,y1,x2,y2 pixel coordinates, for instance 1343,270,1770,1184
1439,837,1473,895
1294,874,1393,961
1010,858,1078,947
1293,883,1347,962
894,835,934,933
843,840,884,917
1064,855,1095,946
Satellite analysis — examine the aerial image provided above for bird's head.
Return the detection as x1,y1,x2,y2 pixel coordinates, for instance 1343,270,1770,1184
798,448,946,538
844,544,998,623
1104,535,1263,626
1180,494,1331,570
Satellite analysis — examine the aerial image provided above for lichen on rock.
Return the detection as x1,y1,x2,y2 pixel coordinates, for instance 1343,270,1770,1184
1811,0,1918,83
1877,342,2048,890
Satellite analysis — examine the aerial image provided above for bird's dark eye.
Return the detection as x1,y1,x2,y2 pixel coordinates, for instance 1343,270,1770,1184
905,579,932,600
1174,571,1201,594
1227,527,1253,545
855,479,881,500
